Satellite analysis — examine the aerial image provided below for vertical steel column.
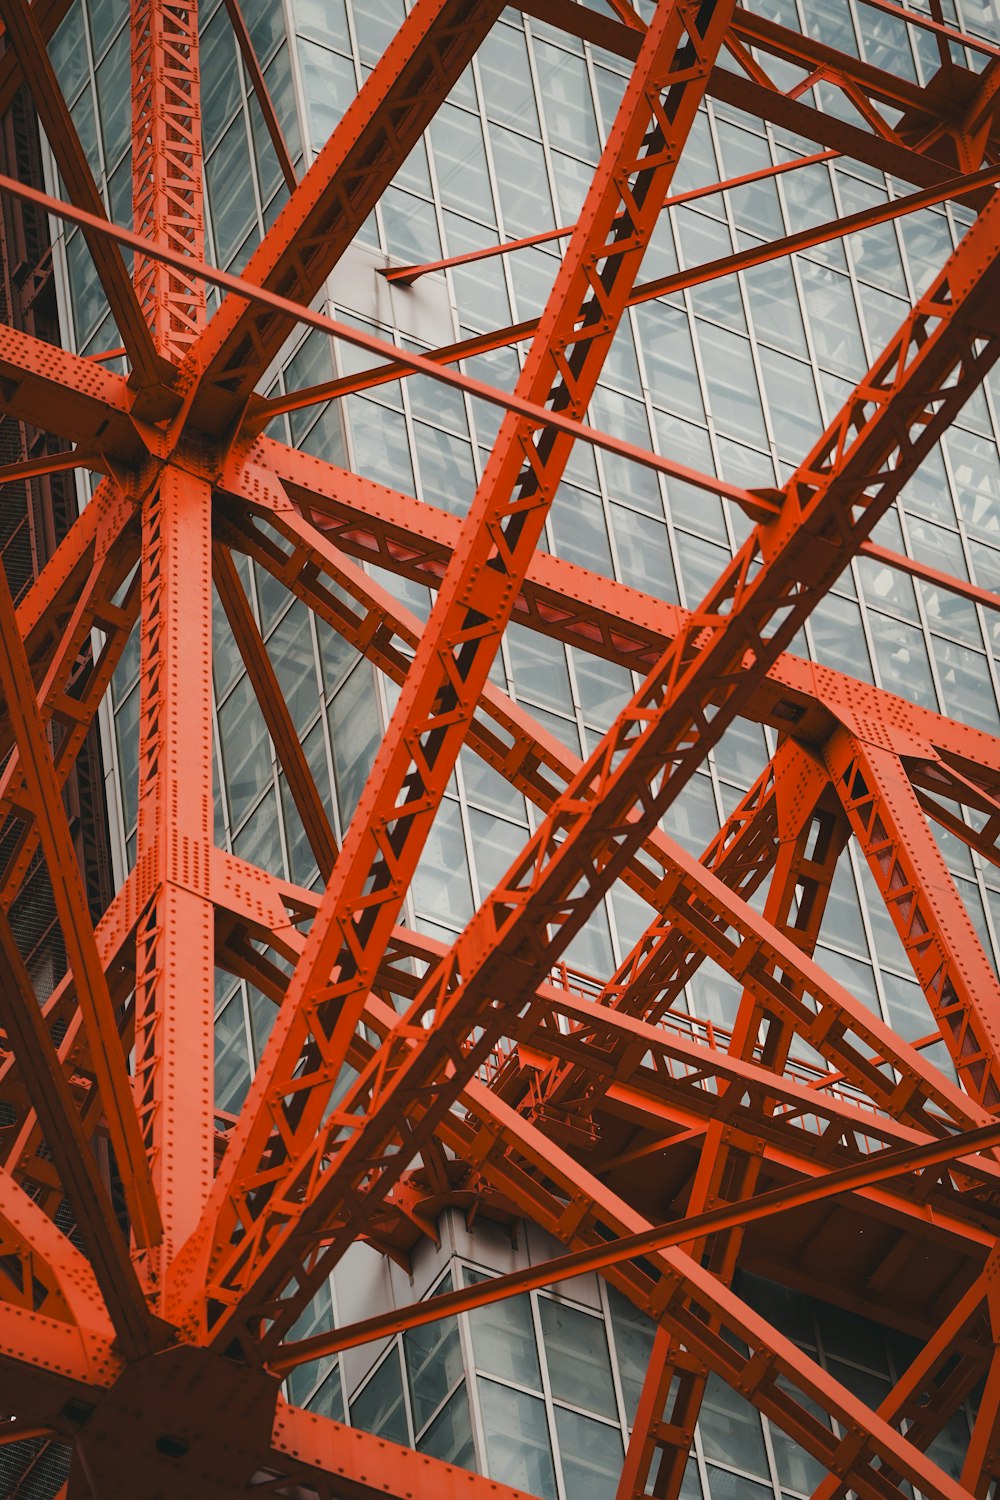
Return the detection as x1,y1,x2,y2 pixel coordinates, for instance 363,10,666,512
826,727,1000,1109
617,747,843,1499
128,0,211,1279
131,0,205,363
132,465,214,1272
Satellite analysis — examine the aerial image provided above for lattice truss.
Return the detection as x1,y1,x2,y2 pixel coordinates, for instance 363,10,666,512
0,0,996,1495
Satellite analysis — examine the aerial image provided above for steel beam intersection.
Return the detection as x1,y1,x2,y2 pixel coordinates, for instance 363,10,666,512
438,1085,976,1500
203,867,1000,1244
246,442,1000,798
210,514,996,1154
182,0,740,1342
179,175,1000,1368
0,0,998,1493
516,0,1000,192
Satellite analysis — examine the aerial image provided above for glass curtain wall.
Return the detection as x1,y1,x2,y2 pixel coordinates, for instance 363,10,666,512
42,0,1000,1494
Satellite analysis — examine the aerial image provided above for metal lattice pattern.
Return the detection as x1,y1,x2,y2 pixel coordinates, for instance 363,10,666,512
0,1,995,1498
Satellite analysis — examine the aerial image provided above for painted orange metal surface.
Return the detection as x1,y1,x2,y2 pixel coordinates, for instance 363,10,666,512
0,0,996,1497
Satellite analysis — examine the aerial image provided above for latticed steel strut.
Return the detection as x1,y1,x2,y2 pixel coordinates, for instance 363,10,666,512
0,0,996,1498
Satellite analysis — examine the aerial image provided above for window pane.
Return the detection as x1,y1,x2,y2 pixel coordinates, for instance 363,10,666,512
350,1351,409,1446
431,104,495,223
219,675,273,826
534,39,599,160
328,663,380,825
697,324,768,447
743,260,808,357
469,1281,541,1389
698,1372,769,1477
478,1378,557,1498
214,994,250,1112
418,1384,476,1469
757,346,821,463
539,1298,616,1419
410,798,475,927
553,1407,623,1500
797,261,866,376
607,1286,655,1425
266,602,320,734
403,1289,466,1429
610,505,678,604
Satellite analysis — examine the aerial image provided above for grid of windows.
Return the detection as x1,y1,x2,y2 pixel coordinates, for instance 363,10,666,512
291,1243,976,1500
42,0,1000,1493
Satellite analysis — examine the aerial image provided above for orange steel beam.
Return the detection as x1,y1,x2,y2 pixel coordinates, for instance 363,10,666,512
961,1325,1000,1498
614,757,846,1500
221,520,981,1140
915,778,1000,871
0,0,167,393
0,489,161,1257
258,160,1000,415
221,499,999,1134
0,168,793,507
0,1300,117,1422
808,1248,1000,1498
0,547,140,910
0,451,104,486
0,1154,107,1332
203,859,1000,1218
857,0,1000,61
260,1399,553,1500
245,448,1000,792
13,477,138,699
220,520,993,1170
192,179,1000,1354
0,496,138,779
0,1,996,1494
13,549,947,1302
513,809,979,1130
0,865,169,1229
133,468,215,1273
126,3,214,1283
441,1086,973,1500
187,0,739,1346
0,0,75,121
182,0,505,434
270,1115,1000,1372
0,905,154,1357
0,320,138,458
226,480,1000,813
517,0,1000,190
582,745,831,1024
130,0,206,364
858,539,1000,616
7,152,1000,619
827,729,1000,1109
380,145,840,284
1,441,983,1314
200,909,998,1378
229,517,998,1198
507,989,1000,1214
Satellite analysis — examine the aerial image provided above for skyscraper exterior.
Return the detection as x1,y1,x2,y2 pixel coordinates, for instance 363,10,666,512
0,0,999,1496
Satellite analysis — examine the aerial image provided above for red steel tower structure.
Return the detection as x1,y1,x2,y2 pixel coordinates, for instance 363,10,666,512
0,0,998,1495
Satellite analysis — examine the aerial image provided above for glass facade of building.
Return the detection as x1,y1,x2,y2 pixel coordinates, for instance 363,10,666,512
40,0,1000,1493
